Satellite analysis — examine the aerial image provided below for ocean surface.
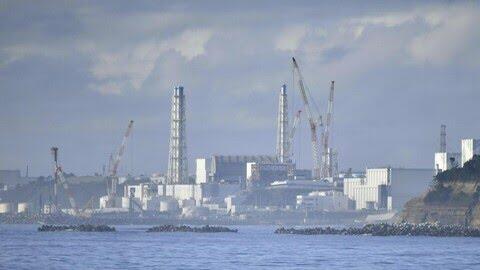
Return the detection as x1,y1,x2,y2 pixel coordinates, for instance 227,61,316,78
1,224,480,269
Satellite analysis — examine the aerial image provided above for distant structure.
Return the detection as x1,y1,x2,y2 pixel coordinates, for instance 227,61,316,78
167,86,188,184
344,167,433,211
276,84,290,163
196,155,279,185
321,81,336,178
434,125,460,174
440,124,446,153
461,138,480,167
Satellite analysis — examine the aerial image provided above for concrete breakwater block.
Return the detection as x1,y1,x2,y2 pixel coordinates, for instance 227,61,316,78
146,224,238,233
38,224,116,232
275,223,480,237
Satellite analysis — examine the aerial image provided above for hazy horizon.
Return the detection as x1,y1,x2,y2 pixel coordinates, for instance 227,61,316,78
1,1,480,176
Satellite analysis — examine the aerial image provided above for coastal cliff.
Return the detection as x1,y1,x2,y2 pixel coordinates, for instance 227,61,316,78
400,155,480,226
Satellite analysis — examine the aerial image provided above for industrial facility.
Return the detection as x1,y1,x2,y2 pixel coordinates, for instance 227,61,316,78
1,58,475,225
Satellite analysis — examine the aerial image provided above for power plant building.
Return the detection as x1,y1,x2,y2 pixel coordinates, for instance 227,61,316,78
198,155,279,184
195,158,211,184
433,125,461,174
344,168,433,211
246,162,291,189
461,139,480,167
434,152,461,174
296,190,349,211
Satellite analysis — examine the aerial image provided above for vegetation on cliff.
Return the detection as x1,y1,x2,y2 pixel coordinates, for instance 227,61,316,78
424,155,480,205
435,155,480,183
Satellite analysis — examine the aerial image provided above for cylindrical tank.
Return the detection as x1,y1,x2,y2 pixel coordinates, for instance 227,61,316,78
17,202,30,213
0,203,13,214
122,197,130,209
159,199,179,213
182,206,209,218
179,198,196,208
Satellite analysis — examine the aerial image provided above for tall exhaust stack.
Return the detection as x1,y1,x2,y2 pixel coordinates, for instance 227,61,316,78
276,84,290,163
440,124,446,153
167,86,188,184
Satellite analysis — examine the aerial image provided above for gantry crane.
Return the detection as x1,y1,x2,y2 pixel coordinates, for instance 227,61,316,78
292,57,322,179
106,120,134,207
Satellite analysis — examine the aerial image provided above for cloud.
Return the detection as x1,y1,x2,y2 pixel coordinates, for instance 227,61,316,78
88,28,213,95
342,4,480,66
409,6,480,66
170,29,213,60
275,25,309,52
351,13,416,28
1,1,480,175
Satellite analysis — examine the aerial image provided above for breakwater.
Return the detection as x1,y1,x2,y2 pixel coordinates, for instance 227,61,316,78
38,224,116,232
275,223,480,237
147,224,238,233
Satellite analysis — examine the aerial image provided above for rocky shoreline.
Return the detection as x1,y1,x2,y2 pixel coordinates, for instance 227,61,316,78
275,223,480,237
38,224,116,232
147,224,238,233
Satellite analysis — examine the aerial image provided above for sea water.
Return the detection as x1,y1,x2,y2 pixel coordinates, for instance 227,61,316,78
1,224,479,269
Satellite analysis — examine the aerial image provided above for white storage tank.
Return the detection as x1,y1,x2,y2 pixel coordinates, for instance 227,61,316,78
122,197,130,209
182,206,209,218
0,203,13,214
17,202,30,213
43,204,55,214
179,198,196,208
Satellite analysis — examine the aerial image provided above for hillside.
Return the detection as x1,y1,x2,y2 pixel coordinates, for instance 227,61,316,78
400,155,480,226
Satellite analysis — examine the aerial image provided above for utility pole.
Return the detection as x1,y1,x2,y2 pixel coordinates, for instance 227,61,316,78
50,147,59,212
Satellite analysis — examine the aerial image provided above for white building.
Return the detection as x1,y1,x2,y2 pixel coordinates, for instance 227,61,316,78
344,168,433,211
296,191,349,211
461,139,480,167
158,184,203,205
434,152,461,174
150,173,167,184
195,158,211,184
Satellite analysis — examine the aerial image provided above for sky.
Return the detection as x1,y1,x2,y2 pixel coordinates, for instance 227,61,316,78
0,0,479,177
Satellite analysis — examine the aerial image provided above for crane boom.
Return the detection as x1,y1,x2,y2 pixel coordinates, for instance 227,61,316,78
56,166,79,215
50,147,79,215
285,110,301,159
108,120,134,198
292,57,322,179
110,120,134,178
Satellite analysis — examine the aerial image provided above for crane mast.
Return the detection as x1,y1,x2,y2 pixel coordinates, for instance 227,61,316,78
108,120,134,199
322,81,335,178
292,57,322,179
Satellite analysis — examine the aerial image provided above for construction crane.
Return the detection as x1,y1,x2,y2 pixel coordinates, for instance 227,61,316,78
321,81,335,178
106,120,134,206
50,147,79,216
292,57,322,179
284,109,302,162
